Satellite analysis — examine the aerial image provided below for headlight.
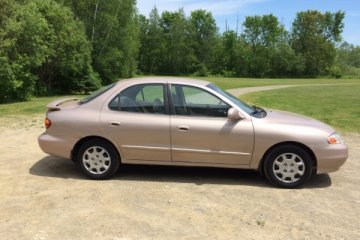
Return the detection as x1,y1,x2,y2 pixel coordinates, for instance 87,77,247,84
327,133,343,144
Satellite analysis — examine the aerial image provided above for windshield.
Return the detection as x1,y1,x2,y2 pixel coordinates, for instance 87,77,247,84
207,83,255,115
80,83,116,104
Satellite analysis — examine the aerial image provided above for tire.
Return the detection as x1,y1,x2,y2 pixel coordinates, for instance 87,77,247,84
263,145,313,188
77,139,120,180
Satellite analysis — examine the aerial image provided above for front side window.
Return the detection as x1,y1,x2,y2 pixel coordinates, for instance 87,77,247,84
171,85,230,117
207,83,255,115
109,84,165,114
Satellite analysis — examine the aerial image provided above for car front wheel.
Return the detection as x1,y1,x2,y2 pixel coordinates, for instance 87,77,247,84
264,145,313,188
77,139,120,179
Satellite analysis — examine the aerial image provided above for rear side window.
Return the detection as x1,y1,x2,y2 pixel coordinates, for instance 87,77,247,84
80,83,116,104
109,84,166,114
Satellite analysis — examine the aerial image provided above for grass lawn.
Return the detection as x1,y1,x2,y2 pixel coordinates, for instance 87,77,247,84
201,77,360,89
0,95,84,117
240,84,360,133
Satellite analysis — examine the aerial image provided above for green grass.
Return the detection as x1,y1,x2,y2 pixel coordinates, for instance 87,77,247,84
200,77,359,89
0,95,84,117
241,84,360,133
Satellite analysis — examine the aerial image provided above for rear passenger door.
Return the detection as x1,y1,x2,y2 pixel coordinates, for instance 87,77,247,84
100,83,171,162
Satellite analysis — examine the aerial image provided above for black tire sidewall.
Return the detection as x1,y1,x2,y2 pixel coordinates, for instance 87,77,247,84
77,139,120,180
264,145,313,188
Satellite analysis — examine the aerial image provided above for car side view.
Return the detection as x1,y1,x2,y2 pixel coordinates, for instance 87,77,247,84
38,77,348,188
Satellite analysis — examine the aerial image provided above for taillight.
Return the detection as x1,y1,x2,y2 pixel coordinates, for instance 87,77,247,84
45,118,51,129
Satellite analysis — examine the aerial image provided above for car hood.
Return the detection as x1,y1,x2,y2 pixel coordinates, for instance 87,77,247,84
262,109,335,134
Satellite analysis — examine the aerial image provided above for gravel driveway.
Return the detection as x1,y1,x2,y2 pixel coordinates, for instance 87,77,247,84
0,86,359,239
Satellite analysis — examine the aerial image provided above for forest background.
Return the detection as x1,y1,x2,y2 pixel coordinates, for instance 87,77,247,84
0,0,359,102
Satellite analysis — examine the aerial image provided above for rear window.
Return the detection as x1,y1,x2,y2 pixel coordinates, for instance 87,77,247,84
80,83,116,104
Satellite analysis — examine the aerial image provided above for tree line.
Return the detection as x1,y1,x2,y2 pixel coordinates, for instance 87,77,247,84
138,7,347,78
0,0,358,102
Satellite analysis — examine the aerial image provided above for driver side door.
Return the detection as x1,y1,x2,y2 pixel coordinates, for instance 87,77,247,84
170,84,254,165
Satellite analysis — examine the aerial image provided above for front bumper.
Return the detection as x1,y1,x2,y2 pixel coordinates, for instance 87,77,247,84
38,132,78,160
313,143,348,174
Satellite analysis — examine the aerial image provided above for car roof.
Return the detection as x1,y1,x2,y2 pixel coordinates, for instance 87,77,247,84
115,77,210,87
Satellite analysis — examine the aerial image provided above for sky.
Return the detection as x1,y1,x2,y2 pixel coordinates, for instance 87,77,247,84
137,0,360,45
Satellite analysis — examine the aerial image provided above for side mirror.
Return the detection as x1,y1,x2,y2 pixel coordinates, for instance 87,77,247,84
227,108,245,120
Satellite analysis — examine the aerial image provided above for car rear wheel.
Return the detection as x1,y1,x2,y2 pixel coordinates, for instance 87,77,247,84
77,139,120,179
264,145,313,188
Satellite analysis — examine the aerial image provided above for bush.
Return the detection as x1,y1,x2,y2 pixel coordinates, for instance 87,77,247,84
193,64,209,77
329,66,342,79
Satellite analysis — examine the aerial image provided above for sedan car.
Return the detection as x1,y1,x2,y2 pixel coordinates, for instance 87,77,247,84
38,77,348,188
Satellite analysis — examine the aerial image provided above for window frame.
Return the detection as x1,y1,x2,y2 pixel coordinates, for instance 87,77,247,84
169,84,231,118
108,83,170,115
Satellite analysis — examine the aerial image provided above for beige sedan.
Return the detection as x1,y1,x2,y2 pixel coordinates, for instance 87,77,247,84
38,77,348,188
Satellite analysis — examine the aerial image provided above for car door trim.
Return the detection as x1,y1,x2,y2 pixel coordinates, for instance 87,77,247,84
122,145,170,152
172,147,250,156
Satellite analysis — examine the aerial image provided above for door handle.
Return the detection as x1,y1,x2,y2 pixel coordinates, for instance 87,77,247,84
109,121,121,127
178,125,189,131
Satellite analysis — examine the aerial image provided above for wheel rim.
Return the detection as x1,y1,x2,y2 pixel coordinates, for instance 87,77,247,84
272,153,305,183
82,146,111,175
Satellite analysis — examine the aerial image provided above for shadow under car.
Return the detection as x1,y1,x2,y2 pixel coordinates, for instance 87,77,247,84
30,156,332,188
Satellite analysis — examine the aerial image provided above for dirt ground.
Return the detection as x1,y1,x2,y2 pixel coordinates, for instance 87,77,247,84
0,114,359,240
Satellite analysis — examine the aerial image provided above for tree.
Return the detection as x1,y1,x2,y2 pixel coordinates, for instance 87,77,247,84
138,8,163,74
291,10,345,76
159,9,193,75
214,31,243,77
336,42,360,77
61,0,139,83
0,0,100,102
188,10,217,73
338,42,360,68
242,14,287,77
243,14,285,48
270,43,305,77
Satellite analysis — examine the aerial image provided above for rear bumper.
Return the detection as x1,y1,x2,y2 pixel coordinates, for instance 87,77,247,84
38,132,78,160
313,143,348,174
